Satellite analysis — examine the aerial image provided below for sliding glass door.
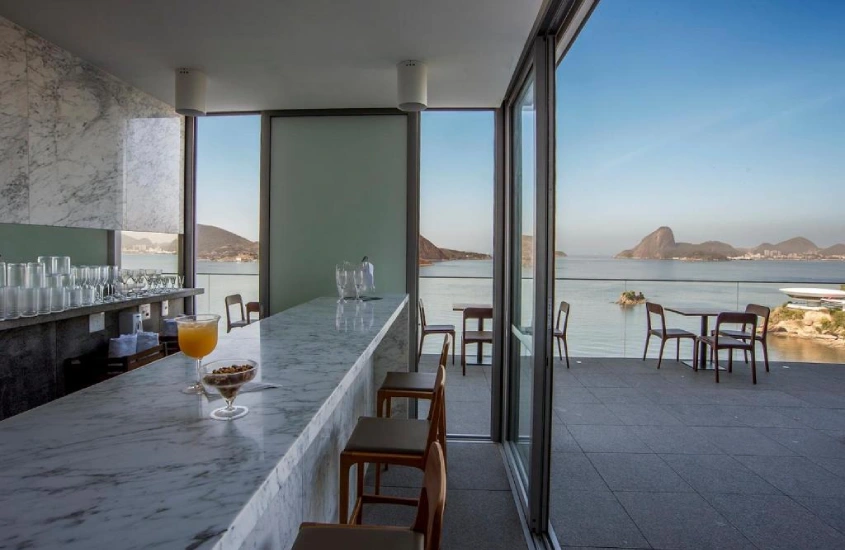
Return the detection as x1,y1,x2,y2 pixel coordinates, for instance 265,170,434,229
504,35,557,535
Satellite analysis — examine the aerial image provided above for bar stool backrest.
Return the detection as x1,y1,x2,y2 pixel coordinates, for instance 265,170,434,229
438,336,450,368
412,441,447,550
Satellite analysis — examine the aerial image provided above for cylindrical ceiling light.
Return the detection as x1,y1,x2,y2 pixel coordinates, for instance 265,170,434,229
397,60,427,112
175,68,207,116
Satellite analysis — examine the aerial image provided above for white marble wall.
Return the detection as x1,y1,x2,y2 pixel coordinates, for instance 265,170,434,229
0,16,183,233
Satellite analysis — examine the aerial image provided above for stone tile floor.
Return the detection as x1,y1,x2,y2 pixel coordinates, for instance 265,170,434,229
423,353,845,549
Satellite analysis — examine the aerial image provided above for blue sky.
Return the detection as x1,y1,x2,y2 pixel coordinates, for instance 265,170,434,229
195,0,844,256
196,115,261,241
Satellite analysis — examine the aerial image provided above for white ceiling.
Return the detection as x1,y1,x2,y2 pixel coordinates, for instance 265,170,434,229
0,0,543,111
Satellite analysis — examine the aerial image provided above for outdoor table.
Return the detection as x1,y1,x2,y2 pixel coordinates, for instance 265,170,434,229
452,303,493,365
664,306,735,370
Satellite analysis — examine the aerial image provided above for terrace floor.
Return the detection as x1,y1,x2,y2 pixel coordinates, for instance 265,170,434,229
420,352,845,549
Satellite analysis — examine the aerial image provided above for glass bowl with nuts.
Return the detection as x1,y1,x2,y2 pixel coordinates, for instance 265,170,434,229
201,359,258,420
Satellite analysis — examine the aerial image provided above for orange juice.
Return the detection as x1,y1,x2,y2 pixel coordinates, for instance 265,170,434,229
178,322,218,359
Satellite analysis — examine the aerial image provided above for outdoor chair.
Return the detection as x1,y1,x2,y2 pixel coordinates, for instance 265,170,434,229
461,306,493,376
338,365,446,525
696,312,758,383
224,294,249,333
716,304,770,373
292,442,446,550
245,301,261,323
643,302,696,369
553,301,571,368
418,299,455,366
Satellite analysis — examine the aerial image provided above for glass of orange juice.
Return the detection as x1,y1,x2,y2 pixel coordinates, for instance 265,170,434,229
175,314,221,394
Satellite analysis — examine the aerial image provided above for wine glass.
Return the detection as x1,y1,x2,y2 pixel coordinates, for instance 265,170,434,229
335,265,348,303
352,267,365,302
175,314,221,395
201,359,258,420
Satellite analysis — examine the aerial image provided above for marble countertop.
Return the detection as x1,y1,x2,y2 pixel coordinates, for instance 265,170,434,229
0,294,408,550
0,288,205,332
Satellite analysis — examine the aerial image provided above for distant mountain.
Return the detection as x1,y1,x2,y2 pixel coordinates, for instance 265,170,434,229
420,236,490,263
616,227,739,261
122,235,155,249
197,224,258,261
821,244,845,257
521,235,566,267
753,237,819,256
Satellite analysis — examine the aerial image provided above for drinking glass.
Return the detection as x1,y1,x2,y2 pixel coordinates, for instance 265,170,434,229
335,264,348,303
106,266,120,301
175,314,221,395
69,266,83,308
79,266,94,306
201,360,257,420
53,256,71,275
48,274,66,312
20,263,43,316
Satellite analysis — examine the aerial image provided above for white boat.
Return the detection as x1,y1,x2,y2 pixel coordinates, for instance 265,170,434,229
780,287,845,301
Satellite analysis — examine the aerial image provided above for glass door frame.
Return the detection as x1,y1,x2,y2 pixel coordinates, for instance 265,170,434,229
501,33,557,534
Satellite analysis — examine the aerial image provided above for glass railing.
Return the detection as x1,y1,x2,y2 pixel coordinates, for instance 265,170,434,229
194,273,259,331
418,275,845,364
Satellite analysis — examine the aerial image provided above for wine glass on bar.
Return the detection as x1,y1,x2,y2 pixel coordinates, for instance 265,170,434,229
175,314,221,394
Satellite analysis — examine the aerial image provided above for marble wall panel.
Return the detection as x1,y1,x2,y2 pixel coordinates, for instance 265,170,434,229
0,18,28,223
0,15,183,233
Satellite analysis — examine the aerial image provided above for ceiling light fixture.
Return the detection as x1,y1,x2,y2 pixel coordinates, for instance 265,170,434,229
397,60,427,112
175,68,207,116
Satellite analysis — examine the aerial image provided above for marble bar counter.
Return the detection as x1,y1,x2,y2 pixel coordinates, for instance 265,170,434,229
0,294,410,550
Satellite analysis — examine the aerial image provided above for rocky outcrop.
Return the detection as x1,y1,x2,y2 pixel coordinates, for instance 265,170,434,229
753,237,819,256
768,306,845,348
616,291,646,306
616,227,739,261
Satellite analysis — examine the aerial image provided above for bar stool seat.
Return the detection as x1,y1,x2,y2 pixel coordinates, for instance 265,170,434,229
381,372,436,392
293,527,422,550
377,337,449,419
346,417,430,455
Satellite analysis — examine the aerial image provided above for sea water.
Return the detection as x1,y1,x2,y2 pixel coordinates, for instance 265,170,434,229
123,254,845,363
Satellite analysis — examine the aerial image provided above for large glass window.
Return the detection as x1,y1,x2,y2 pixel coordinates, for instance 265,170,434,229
554,0,845,365
120,231,179,273
418,110,494,436
193,115,261,328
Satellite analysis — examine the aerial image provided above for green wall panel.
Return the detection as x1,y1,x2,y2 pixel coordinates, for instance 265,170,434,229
269,115,407,313
0,223,108,265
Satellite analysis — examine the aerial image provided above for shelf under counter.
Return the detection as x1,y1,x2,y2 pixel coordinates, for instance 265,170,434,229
0,288,204,332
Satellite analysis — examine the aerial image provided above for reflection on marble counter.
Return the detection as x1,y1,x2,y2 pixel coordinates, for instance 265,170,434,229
0,294,409,550
0,15,183,232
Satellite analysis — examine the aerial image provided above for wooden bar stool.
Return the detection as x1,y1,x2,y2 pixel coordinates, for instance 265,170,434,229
339,365,446,525
292,442,446,550
377,336,449,420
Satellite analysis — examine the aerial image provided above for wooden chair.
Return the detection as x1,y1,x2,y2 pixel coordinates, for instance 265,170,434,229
418,299,455,366
554,301,571,368
224,294,249,333
695,312,758,383
377,336,449,420
245,301,261,323
292,441,446,550
339,365,446,525
461,307,493,376
717,304,770,374
643,302,696,369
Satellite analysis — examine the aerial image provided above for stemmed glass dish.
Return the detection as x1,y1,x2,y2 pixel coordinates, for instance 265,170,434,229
201,360,257,420
175,314,221,394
